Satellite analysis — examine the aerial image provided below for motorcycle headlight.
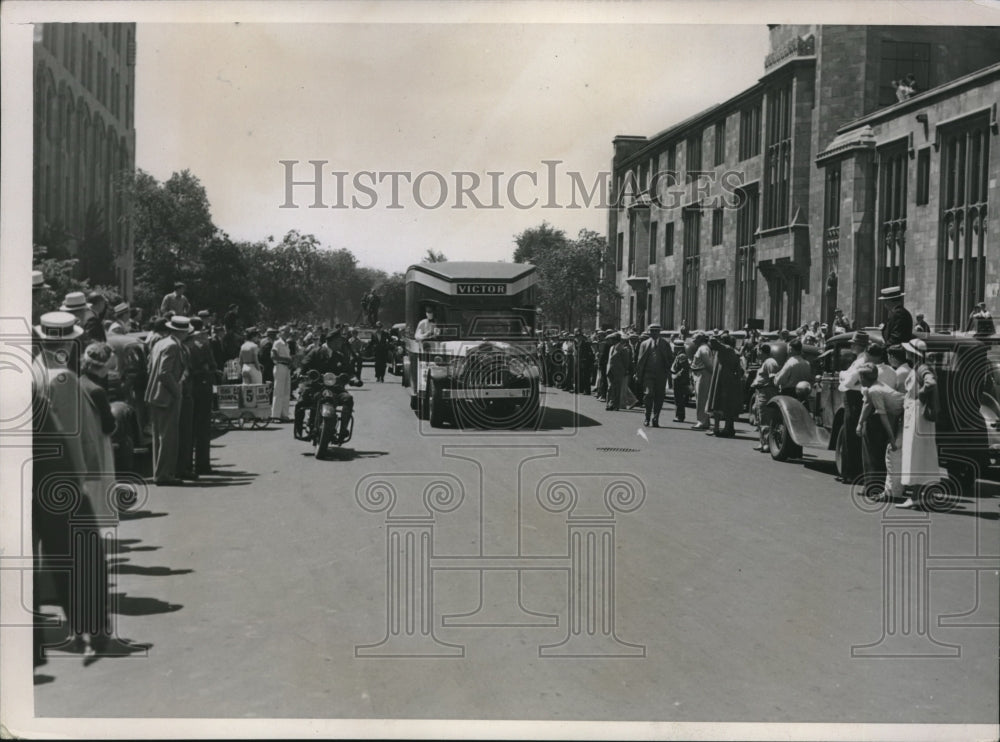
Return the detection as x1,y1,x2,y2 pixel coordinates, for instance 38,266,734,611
322,372,337,386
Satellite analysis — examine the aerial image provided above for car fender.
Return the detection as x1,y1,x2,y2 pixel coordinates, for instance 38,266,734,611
766,395,830,449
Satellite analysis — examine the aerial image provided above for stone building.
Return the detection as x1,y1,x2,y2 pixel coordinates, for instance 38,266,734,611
33,22,137,300
607,25,1000,333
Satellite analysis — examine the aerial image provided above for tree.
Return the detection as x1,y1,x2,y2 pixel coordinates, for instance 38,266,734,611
375,272,406,324
511,224,617,330
124,168,218,316
424,248,447,263
513,221,567,265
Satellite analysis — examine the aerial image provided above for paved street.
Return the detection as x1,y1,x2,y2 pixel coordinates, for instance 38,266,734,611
34,368,999,723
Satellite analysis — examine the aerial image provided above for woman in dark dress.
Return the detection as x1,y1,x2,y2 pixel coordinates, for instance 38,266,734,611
706,335,743,437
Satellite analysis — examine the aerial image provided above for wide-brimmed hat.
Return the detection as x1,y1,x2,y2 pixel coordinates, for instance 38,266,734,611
671,337,685,347
59,291,88,312
902,337,927,357
851,330,870,346
166,315,191,332
35,311,83,340
32,270,50,290
113,301,130,315
647,323,662,333
197,309,211,318
877,286,905,301
266,327,278,335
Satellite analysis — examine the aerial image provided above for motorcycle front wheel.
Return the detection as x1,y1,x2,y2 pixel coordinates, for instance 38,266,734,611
317,417,334,459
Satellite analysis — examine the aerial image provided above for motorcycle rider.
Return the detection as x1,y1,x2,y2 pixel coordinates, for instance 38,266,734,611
294,328,357,441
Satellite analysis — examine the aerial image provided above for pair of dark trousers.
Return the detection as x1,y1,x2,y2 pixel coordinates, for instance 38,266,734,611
33,492,109,649
192,381,213,472
861,416,889,493
673,390,689,421
374,359,387,381
151,399,181,482
842,390,864,482
643,377,666,422
177,392,194,475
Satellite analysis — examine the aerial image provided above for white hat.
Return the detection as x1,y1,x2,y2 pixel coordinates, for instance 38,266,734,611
166,315,191,332
35,311,83,340
32,270,50,290
59,291,88,312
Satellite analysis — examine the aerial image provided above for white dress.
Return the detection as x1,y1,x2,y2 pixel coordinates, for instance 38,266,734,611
900,367,943,486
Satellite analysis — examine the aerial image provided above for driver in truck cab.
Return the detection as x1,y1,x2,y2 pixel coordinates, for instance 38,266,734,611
415,305,439,340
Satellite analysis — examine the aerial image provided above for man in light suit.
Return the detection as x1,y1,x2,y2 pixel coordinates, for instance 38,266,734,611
145,316,190,485
634,323,674,427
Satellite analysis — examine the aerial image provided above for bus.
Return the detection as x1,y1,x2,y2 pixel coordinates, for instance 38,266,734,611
402,261,542,428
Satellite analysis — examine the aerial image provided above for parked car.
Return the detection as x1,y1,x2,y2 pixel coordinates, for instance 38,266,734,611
765,331,1000,491
105,331,152,474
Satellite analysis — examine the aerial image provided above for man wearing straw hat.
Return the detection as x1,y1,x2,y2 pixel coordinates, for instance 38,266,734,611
144,315,191,486
107,301,131,335
878,286,913,346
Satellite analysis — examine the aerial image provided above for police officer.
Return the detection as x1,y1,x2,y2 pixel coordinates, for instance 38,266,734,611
295,329,354,438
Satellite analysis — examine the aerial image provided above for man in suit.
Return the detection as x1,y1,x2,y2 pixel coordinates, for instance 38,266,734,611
183,317,218,475
634,323,674,427
369,321,391,383
145,316,190,485
879,286,913,346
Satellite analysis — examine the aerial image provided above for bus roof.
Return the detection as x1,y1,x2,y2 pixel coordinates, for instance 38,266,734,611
407,261,536,282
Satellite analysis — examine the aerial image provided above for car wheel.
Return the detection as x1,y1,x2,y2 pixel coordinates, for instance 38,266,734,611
835,427,846,479
428,381,445,428
769,419,798,462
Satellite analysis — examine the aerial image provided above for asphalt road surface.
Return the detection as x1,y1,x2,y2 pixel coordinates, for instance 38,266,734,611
32,367,1000,725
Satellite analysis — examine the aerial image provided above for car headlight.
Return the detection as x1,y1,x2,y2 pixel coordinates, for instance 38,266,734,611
508,357,528,376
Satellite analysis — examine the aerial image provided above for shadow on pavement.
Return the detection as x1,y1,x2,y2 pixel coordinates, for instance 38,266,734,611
111,592,183,616
113,564,194,577
119,510,168,521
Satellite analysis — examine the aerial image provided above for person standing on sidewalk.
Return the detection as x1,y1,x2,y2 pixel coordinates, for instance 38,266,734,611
145,316,189,486
689,333,713,430
838,331,871,483
751,342,781,452
271,326,293,422
670,336,691,423
185,317,218,475
634,323,673,427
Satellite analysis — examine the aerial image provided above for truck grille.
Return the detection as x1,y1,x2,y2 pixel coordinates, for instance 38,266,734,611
463,352,507,387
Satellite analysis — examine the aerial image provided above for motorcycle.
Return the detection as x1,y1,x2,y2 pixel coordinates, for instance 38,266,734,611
296,370,363,459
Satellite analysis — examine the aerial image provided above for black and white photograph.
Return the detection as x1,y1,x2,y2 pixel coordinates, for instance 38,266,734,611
1,1,999,739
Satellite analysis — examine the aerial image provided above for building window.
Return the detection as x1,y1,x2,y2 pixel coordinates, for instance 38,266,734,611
706,280,726,330
916,148,930,206
879,40,930,107
627,215,636,276
616,233,623,272
739,100,761,160
762,81,792,230
629,295,635,328
687,132,702,174
646,293,652,326
714,121,726,166
682,208,701,327
664,221,674,257
660,285,676,330
824,163,841,230
877,141,908,294
711,208,724,246
667,144,676,176
766,265,801,331
735,184,759,328
649,221,658,264
939,113,990,330
823,164,842,326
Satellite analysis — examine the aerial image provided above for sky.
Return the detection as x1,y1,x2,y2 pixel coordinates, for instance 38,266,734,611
134,22,770,274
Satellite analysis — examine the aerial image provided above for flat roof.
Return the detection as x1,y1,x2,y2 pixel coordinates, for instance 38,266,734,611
407,261,536,281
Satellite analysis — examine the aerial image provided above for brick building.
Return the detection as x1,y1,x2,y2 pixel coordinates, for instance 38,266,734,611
607,25,1000,333
33,23,137,300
